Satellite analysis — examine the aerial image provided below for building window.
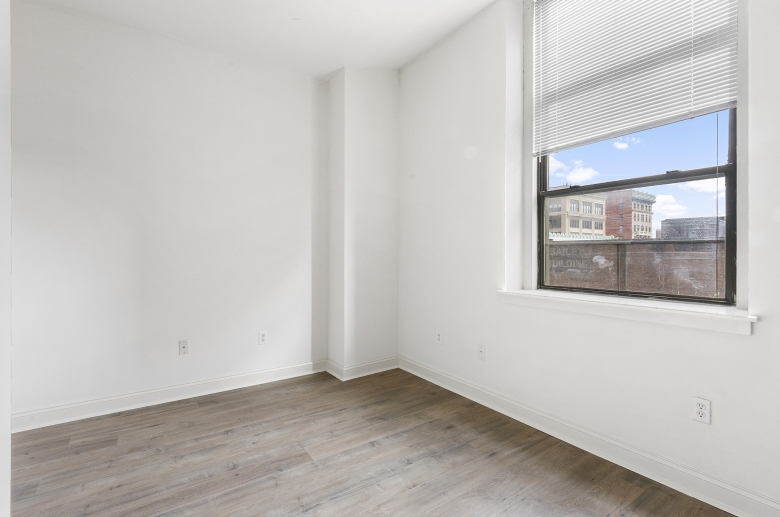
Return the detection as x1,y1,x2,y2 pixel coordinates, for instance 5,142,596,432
570,218,580,228
549,201,561,212
594,221,603,230
549,215,561,228
534,0,736,304
582,201,592,214
582,220,592,229
594,203,603,215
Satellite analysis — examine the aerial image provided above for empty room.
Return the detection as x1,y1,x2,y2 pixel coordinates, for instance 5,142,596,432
1,0,779,515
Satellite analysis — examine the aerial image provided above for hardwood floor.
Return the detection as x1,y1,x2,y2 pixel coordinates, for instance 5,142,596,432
12,369,732,516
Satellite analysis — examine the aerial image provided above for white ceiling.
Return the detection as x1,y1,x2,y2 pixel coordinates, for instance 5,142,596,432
30,0,496,77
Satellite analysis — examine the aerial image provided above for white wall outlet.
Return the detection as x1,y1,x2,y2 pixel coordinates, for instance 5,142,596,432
436,330,442,345
477,344,485,361
179,339,189,355
258,331,268,345
692,397,711,424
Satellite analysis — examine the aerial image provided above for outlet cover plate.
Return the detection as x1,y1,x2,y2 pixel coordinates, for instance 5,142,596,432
692,397,711,424
179,340,189,355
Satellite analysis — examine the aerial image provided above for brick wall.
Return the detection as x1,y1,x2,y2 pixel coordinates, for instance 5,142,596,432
545,240,726,299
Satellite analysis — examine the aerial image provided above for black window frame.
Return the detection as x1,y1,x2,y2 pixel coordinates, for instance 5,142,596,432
536,108,737,306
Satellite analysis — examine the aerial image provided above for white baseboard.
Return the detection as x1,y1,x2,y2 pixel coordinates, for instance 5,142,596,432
11,360,327,433
398,356,780,517
325,356,399,382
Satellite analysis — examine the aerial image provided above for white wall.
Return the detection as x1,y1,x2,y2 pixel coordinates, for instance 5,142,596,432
0,0,10,512
328,69,346,368
328,68,399,372
11,1,328,427
344,69,399,368
399,0,780,515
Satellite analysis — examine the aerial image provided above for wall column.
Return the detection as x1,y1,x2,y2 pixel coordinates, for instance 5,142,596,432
327,68,399,379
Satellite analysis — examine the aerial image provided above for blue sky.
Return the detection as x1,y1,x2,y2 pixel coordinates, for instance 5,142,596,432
550,110,730,234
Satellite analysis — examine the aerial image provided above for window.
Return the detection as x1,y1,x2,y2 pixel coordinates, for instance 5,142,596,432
582,201,592,214
549,215,561,229
539,111,735,303
535,0,737,305
549,201,561,212
570,218,580,228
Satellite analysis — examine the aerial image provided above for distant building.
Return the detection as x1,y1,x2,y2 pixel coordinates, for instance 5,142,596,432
661,217,725,240
548,232,616,241
605,190,656,239
545,192,608,238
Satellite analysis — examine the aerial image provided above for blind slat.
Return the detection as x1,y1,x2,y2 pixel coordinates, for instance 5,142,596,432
533,0,739,156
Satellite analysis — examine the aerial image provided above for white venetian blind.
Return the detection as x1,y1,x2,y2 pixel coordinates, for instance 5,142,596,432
534,0,738,156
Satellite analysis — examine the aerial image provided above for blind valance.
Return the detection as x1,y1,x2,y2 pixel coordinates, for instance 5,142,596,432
533,0,738,156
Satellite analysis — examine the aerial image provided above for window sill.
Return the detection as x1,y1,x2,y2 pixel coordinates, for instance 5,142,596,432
497,289,757,336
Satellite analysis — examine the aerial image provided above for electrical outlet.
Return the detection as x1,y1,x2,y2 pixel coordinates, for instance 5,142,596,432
692,397,711,424
436,330,442,345
258,331,268,345
179,340,189,355
477,344,485,361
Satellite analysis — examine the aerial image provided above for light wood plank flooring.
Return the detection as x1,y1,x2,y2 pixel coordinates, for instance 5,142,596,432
12,369,733,516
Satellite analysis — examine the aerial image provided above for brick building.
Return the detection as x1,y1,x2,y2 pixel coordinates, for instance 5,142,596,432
604,190,656,239
544,239,725,298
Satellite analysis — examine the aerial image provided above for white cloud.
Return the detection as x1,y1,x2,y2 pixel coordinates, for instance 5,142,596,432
549,155,569,174
677,177,725,195
654,194,688,218
612,136,640,149
566,165,599,183
549,157,599,184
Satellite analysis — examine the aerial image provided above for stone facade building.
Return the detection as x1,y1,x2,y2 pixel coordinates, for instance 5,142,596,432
661,216,726,240
545,192,608,238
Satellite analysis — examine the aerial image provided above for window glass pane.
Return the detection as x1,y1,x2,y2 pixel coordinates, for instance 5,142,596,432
542,179,726,299
547,110,730,189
